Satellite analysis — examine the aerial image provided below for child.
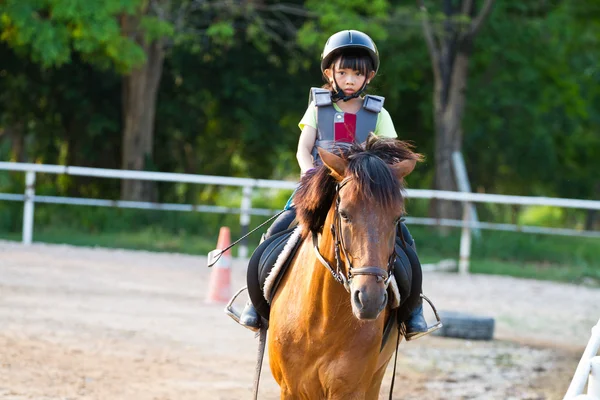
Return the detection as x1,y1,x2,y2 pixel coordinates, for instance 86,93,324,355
236,30,438,340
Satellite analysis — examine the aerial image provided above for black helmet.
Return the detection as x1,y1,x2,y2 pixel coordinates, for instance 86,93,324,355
320,30,379,74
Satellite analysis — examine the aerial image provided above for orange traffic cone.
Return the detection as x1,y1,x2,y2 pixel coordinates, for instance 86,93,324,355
206,226,232,304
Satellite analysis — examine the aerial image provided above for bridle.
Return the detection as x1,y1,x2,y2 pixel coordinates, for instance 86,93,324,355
312,176,398,292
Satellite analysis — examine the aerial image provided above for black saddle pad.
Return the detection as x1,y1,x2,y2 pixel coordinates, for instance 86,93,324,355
246,228,300,320
393,238,413,304
395,238,424,323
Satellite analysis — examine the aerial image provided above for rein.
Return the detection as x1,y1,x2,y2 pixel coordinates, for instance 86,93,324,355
312,177,397,293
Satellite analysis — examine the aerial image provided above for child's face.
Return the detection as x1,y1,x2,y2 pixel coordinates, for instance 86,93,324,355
325,59,374,96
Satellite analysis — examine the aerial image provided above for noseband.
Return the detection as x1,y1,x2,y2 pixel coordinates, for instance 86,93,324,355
312,177,397,293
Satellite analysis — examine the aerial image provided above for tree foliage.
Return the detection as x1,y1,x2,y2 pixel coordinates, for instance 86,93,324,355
0,0,598,226
0,0,146,70
464,1,600,201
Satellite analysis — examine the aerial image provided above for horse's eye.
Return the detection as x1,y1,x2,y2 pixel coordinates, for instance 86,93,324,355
339,211,351,222
393,216,402,225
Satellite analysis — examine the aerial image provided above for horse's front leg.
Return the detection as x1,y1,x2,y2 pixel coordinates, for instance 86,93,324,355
324,378,371,400
327,390,368,400
365,368,387,400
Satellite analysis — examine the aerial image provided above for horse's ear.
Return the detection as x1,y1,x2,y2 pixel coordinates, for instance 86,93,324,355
317,147,347,181
391,159,417,180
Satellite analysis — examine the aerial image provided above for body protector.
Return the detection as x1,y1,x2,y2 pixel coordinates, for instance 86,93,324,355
309,87,384,163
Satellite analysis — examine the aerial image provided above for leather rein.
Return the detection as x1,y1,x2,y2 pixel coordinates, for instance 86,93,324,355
312,176,397,292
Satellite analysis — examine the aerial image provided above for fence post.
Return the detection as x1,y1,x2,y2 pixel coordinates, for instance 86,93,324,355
22,170,36,245
565,318,600,399
239,185,253,258
452,151,481,238
458,202,472,275
589,356,600,397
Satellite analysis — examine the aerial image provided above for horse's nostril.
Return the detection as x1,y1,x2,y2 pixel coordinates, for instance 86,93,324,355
353,290,363,310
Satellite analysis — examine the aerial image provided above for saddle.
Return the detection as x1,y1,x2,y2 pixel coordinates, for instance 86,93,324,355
246,227,303,321
246,225,419,325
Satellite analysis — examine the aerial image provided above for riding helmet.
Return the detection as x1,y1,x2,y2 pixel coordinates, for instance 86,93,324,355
320,30,380,73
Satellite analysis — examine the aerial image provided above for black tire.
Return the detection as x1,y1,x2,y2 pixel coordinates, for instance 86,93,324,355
432,311,495,341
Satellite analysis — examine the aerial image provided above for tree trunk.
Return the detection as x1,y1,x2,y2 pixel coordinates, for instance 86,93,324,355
432,39,473,221
421,0,495,223
120,14,165,202
5,123,26,162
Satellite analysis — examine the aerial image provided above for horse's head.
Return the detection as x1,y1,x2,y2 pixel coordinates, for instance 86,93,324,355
295,136,421,321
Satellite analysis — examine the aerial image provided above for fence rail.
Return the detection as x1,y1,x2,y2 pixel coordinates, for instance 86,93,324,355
1,161,599,264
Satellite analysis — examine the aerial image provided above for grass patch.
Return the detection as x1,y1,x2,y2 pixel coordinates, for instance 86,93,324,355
408,226,600,269
469,258,600,286
3,228,217,255
0,227,252,257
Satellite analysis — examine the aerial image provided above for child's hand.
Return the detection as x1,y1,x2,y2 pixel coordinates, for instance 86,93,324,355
301,168,315,178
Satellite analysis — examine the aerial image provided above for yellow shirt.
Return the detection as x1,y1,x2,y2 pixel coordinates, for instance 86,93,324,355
298,100,398,138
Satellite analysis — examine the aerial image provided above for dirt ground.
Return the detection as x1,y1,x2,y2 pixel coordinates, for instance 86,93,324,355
0,240,599,400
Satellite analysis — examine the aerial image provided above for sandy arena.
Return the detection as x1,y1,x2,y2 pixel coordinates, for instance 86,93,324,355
1,240,599,399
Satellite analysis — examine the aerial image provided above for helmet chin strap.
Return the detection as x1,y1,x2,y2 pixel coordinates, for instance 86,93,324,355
329,65,369,102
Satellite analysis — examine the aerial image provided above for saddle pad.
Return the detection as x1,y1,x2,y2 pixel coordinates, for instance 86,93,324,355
393,238,413,307
246,227,303,321
264,227,303,302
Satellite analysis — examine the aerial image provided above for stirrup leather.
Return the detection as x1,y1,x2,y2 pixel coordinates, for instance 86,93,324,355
405,294,443,341
224,286,260,333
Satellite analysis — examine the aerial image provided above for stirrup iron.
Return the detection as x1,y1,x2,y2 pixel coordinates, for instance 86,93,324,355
405,294,443,341
224,286,248,324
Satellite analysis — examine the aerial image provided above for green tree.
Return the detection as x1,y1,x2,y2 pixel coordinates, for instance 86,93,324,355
0,0,145,69
463,2,599,197
0,0,144,169
0,43,124,198
418,0,495,220
153,33,313,204
115,0,312,201
446,2,600,230
0,0,313,202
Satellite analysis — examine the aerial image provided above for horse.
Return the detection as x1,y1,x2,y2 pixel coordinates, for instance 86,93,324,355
268,136,422,399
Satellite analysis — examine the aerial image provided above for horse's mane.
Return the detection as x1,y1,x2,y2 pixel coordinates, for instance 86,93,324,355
294,135,423,236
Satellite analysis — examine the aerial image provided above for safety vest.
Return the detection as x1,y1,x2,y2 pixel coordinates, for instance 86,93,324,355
309,87,385,162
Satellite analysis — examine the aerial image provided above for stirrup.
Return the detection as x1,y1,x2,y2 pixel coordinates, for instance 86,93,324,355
224,286,259,331
405,294,443,341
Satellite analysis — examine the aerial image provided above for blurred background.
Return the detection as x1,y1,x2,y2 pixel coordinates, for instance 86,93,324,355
0,0,598,285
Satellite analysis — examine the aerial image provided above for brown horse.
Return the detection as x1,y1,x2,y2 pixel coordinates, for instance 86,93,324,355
268,136,422,399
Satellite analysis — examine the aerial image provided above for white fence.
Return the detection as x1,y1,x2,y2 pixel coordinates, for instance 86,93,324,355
0,161,599,265
564,318,600,399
